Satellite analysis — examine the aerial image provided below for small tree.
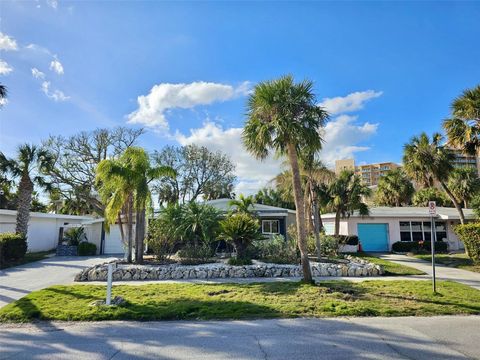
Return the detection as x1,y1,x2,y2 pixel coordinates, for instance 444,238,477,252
219,213,264,260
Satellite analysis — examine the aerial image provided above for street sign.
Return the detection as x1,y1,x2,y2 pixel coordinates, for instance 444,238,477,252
428,200,437,293
428,201,437,216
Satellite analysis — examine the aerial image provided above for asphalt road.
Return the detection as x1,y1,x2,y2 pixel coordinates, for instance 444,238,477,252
1,316,479,359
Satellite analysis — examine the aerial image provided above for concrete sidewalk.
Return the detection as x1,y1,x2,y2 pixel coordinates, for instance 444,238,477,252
1,316,479,359
0,255,119,308
377,253,480,290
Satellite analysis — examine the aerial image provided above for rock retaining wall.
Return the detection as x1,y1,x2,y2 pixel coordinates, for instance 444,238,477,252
75,258,384,282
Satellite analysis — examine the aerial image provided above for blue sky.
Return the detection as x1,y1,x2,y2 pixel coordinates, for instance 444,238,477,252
1,1,480,194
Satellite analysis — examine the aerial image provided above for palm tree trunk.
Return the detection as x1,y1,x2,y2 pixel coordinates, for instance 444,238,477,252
127,194,134,263
440,181,465,224
287,142,312,283
305,187,313,235
334,210,341,236
15,172,33,237
311,195,322,260
135,207,146,263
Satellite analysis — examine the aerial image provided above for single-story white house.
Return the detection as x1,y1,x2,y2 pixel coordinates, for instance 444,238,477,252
0,209,125,255
322,207,475,252
205,198,296,239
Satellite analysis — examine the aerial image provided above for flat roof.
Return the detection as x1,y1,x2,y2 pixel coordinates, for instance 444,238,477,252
322,206,476,220
205,198,293,215
0,209,97,221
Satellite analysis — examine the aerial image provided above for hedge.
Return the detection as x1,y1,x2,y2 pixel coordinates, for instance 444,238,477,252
0,232,27,267
454,223,480,263
77,242,97,256
392,240,448,253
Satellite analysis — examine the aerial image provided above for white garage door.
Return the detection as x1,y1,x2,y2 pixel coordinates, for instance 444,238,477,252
104,225,125,255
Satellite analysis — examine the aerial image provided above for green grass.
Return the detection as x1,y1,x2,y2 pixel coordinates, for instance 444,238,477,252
350,252,426,276
0,250,54,269
1,280,479,322
414,253,480,273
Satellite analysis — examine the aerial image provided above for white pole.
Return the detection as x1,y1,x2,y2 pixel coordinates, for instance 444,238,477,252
106,263,113,305
431,217,436,293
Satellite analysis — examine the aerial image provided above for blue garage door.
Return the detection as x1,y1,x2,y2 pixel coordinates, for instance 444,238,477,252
357,224,389,252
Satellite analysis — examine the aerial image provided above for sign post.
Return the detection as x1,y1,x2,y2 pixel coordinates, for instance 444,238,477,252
428,201,437,293
106,263,113,305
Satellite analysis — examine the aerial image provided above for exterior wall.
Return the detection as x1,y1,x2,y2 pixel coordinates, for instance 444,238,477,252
323,216,465,251
335,159,355,175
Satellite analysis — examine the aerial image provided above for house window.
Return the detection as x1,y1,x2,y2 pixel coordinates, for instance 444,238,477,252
399,220,447,241
262,220,280,234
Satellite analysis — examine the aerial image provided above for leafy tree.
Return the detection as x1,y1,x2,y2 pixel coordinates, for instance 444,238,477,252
152,145,236,204
447,167,480,208
375,168,414,207
243,75,328,283
324,171,371,236
443,85,480,155
0,145,53,236
412,187,453,207
219,213,263,260
403,132,465,223
228,194,256,214
44,127,144,215
253,187,295,210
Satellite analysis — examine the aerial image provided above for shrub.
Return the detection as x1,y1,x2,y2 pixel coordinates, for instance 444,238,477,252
320,235,340,257
177,243,214,265
288,224,316,255
253,235,299,264
219,213,264,260
63,227,87,246
454,223,480,263
391,241,448,253
147,216,178,262
0,233,27,266
77,242,97,256
227,257,253,266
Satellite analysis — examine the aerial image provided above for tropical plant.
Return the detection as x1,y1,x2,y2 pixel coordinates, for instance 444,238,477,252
375,168,414,207
253,234,298,264
219,212,264,260
0,145,53,236
228,194,256,214
177,202,222,247
403,132,465,223
412,187,453,207
253,187,295,210
324,171,371,236
447,167,480,208
243,75,329,282
0,83,7,106
63,226,87,246
147,211,180,262
443,85,480,155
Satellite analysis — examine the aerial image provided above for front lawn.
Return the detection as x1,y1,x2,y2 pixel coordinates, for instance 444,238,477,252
1,280,479,322
0,250,54,270
349,252,426,276
414,253,480,273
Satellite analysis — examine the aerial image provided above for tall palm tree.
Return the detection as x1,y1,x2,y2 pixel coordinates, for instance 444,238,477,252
325,171,371,236
96,147,175,263
443,85,480,155
0,145,53,236
228,194,255,214
0,83,7,105
447,167,480,208
243,75,328,283
403,132,465,224
375,168,414,207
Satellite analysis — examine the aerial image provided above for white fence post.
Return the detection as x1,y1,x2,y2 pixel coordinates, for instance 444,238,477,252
106,263,113,305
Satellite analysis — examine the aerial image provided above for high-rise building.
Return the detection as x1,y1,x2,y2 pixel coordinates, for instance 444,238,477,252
335,159,400,186
450,148,480,175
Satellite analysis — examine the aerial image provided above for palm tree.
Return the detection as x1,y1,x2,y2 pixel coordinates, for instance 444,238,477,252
177,202,222,248
447,167,480,208
243,75,328,283
443,85,480,155
375,168,414,207
0,145,53,236
403,132,465,224
325,171,371,235
228,194,255,214
0,83,7,105
96,147,175,263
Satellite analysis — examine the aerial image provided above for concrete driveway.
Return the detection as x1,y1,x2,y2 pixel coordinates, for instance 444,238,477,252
0,316,479,359
0,255,119,308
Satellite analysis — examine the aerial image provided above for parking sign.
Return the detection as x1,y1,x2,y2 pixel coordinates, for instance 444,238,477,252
428,201,436,216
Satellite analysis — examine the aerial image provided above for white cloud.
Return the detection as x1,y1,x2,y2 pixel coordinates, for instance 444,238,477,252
319,114,378,167
0,98,8,106
0,60,13,75
175,121,282,195
31,67,46,79
0,33,18,51
46,0,58,9
41,81,69,102
49,59,64,75
127,81,251,132
319,90,382,115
